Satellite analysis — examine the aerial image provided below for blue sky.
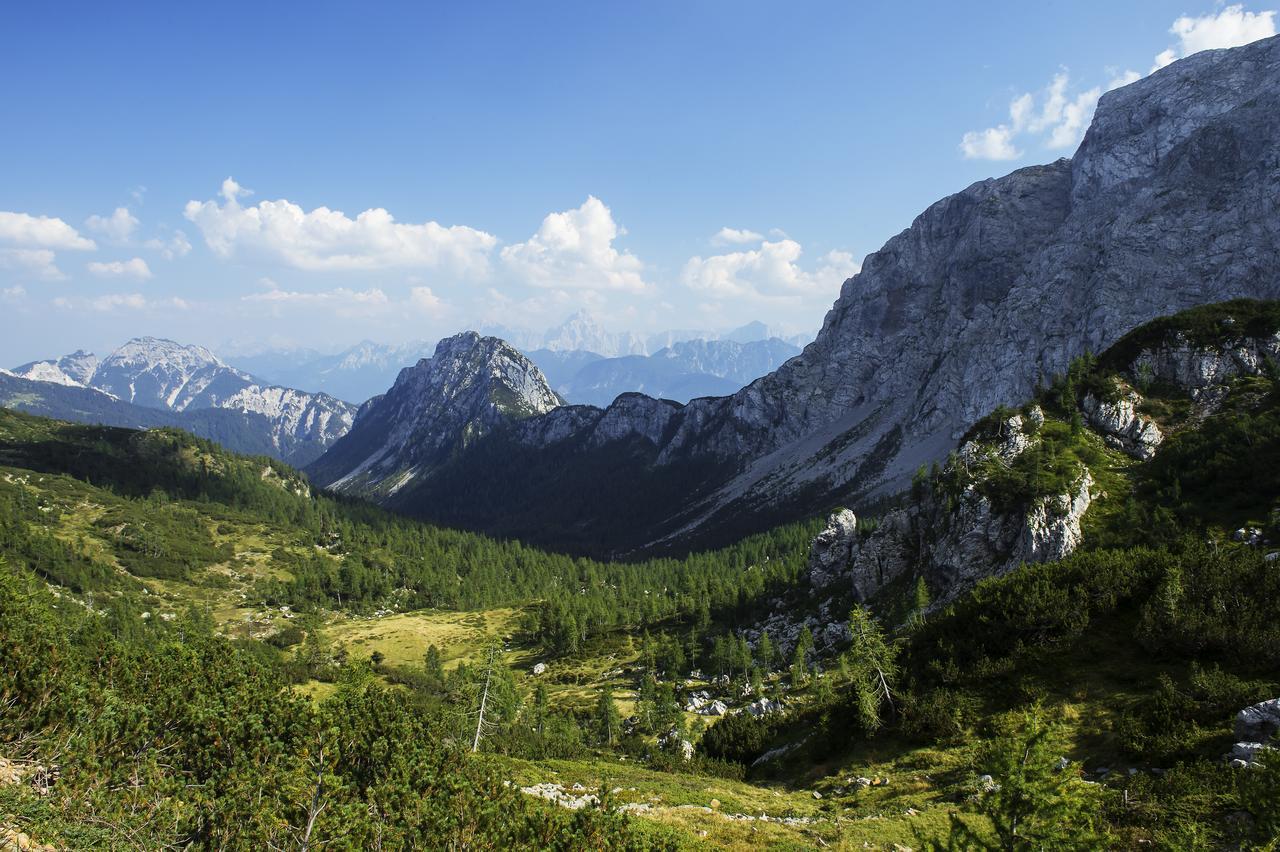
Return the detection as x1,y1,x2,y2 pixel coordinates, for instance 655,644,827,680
1,1,1276,364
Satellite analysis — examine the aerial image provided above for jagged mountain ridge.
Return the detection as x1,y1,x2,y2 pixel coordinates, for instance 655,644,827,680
7,337,357,465
306,332,562,497
309,36,1280,556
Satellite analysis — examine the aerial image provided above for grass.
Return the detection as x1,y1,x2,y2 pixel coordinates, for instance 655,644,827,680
497,753,984,849
319,606,526,669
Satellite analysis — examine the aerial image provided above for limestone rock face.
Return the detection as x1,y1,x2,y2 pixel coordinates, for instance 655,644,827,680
1129,331,1280,399
1081,393,1164,459
809,413,1094,603
808,509,858,591
1235,698,1280,743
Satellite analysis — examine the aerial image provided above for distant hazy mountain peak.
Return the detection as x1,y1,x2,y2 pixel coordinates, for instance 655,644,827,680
11,350,100,388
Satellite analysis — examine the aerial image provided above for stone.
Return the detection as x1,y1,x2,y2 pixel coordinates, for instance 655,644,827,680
807,509,858,590
1081,391,1163,460
744,698,784,717
1235,698,1280,743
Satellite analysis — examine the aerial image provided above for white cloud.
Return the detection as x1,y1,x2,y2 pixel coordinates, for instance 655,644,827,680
958,4,1274,162
500,196,648,293
1,285,26,302
712,227,764,246
0,248,65,280
408,286,444,315
241,284,406,319
0,211,96,251
682,240,859,302
87,257,152,279
1154,5,1277,70
52,292,188,312
184,177,497,273
960,125,1021,161
144,230,192,260
85,207,139,242
961,67,1144,160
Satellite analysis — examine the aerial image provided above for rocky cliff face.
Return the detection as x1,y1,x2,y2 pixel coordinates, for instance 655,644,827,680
805,303,1280,603
315,37,1280,555
808,408,1094,603
307,332,563,496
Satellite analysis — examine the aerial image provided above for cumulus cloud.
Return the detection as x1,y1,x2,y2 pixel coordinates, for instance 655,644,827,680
184,178,497,273
1153,5,1277,71
712,227,764,246
144,230,192,260
243,285,389,308
85,207,140,242
0,211,96,251
52,292,188,312
962,6,1277,161
960,126,1021,161
0,248,65,280
682,239,859,302
87,257,152,279
2,285,26,302
408,286,444,314
500,196,648,293
961,69,1126,160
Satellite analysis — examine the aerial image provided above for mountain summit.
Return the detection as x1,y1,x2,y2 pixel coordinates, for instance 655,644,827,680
307,332,563,497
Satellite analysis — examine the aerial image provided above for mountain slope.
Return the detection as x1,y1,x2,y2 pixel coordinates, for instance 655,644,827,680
11,350,99,386
324,36,1280,556
0,371,330,463
7,338,358,465
307,332,563,496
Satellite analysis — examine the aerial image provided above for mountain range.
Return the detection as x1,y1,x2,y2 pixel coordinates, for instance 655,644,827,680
307,34,1280,556
5,338,355,465
216,313,803,406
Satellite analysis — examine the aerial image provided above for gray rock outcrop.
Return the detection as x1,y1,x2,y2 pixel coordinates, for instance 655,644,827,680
1081,392,1164,459
805,411,1094,602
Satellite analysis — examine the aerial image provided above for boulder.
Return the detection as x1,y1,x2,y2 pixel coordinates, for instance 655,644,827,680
1081,391,1163,460
1235,698,1280,743
807,509,858,590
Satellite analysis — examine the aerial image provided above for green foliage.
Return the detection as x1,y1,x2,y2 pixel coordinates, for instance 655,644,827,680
923,708,1107,851
0,562,671,849
595,684,622,748
698,712,789,766
843,605,899,732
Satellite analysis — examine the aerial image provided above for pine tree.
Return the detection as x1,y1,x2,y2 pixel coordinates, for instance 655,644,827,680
844,605,898,731
758,630,777,672
922,708,1105,851
423,643,445,689
595,684,621,748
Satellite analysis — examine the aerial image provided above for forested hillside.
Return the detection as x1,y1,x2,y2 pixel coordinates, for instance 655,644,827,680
1,301,1278,849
